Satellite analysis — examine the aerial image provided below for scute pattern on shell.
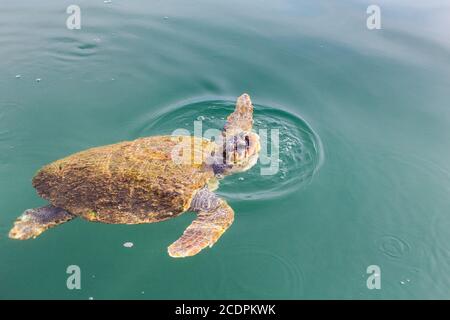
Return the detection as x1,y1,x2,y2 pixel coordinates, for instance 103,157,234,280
32,136,216,224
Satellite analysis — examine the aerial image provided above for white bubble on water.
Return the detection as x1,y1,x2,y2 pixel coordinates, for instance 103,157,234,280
123,242,134,248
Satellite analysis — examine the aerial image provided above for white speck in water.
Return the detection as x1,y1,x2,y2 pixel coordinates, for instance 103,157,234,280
400,281,405,285
92,275,96,278
406,279,410,282
197,115,205,121
35,78,41,82
123,242,134,248
141,291,145,294
164,16,169,20
238,177,244,181
104,0,112,4
111,78,115,81
89,297,94,300
15,74,21,79
93,37,101,42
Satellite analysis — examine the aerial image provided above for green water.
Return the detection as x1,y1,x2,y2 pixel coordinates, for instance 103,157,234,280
1,0,450,299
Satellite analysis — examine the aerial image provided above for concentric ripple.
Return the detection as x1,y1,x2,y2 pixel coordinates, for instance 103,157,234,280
376,235,411,259
219,245,305,298
136,99,323,200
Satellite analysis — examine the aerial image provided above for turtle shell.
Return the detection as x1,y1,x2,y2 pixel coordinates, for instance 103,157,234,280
32,136,216,224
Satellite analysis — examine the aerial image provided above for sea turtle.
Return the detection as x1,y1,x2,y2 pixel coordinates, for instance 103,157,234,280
8,93,260,257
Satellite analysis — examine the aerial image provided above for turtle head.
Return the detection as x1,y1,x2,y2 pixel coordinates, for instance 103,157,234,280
219,93,260,174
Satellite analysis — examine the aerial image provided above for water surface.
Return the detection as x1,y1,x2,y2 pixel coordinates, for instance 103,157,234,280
1,0,450,299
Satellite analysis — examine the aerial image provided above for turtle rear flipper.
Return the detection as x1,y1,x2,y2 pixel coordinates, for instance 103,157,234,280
9,205,75,240
168,188,234,258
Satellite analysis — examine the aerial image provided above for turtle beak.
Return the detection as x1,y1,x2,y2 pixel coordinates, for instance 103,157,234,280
223,93,254,135
246,132,260,158
222,131,260,172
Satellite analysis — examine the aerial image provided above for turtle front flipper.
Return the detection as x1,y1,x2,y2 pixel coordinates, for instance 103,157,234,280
9,205,75,240
168,188,234,258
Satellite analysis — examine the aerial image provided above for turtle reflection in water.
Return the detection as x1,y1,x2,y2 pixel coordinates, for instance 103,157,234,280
9,94,261,258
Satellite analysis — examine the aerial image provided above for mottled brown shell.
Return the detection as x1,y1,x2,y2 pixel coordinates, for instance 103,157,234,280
32,136,216,224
